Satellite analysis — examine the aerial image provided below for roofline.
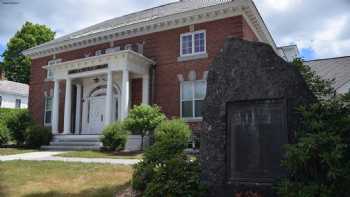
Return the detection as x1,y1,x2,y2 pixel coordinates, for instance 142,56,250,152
248,0,277,50
304,55,350,62
23,0,278,58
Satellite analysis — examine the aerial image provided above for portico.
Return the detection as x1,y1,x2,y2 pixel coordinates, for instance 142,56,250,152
45,50,155,135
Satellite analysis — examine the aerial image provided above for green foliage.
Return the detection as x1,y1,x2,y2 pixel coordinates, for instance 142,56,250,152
101,122,129,151
0,123,10,145
124,104,166,150
0,109,32,145
276,98,350,197
25,124,52,148
143,154,204,197
132,118,203,196
124,104,166,135
154,119,191,146
1,21,55,83
293,58,335,99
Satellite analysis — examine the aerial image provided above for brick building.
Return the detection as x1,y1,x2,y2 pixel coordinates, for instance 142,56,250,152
23,0,297,149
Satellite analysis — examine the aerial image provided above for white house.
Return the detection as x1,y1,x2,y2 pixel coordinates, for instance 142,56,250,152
0,80,29,109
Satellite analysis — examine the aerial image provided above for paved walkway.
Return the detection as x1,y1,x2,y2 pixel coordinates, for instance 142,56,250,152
0,151,140,165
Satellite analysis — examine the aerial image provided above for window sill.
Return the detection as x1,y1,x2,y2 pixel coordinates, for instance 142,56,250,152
182,117,203,123
177,53,208,62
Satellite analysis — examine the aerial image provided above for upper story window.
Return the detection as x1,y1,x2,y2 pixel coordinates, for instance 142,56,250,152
181,80,207,119
15,99,21,109
180,30,206,57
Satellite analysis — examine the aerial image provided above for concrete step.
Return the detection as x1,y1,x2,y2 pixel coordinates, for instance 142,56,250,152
50,141,102,146
53,135,101,143
41,145,101,151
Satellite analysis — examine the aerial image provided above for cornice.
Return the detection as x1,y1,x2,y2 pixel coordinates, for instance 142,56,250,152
24,0,276,59
43,50,155,73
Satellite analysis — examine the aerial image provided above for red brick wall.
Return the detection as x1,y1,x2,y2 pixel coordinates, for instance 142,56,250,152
242,18,259,42
29,16,257,132
131,78,142,107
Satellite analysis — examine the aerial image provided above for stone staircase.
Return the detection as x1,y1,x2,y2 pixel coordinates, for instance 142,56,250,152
41,135,102,151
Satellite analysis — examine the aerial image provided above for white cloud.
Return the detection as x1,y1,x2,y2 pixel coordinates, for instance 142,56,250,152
0,0,349,60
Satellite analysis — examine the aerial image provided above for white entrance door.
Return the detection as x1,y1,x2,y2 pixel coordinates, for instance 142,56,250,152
88,96,106,134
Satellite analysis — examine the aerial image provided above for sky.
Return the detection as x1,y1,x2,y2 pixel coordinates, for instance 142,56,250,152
0,0,349,61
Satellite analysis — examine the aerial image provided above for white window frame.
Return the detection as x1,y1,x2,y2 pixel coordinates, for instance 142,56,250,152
44,96,53,126
15,99,21,109
180,30,207,57
180,80,207,121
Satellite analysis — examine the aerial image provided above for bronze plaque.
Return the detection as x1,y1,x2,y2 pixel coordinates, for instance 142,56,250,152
227,99,287,183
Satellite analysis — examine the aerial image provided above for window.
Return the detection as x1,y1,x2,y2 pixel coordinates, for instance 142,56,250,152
180,30,206,57
44,96,53,125
15,99,21,108
181,80,206,119
47,69,53,80
0,96,2,108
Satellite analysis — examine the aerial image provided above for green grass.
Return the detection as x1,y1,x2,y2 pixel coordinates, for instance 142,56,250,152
0,148,37,156
0,160,133,197
56,150,143,160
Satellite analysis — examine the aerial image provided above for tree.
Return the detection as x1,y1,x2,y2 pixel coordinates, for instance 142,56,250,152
276,59,350,196
1,22,55,84
293,58,335,99
124,104,166,150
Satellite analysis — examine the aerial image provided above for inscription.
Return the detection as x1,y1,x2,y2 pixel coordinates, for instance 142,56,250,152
68,64,108,75
227,99,287,183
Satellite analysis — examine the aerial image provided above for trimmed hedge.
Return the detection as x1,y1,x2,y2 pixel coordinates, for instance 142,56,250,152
25,124,52,148
101,122,129,151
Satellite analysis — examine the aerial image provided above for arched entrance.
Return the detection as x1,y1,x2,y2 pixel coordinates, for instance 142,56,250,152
85,84,120,134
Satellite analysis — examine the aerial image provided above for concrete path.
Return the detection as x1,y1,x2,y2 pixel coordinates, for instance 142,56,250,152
0,151,140,165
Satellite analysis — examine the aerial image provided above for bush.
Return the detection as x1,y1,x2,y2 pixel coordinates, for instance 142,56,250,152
124,104,166,149
132,119,203,195
276,97,350,196
0,123,10,146
2,109,33,145
154,119,191,146
143,154,204,197
25,124,52,148
101,122,129,151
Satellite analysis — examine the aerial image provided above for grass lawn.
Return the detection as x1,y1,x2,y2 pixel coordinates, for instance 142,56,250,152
0,148,37,156
0,160,133,197
56,150,143,160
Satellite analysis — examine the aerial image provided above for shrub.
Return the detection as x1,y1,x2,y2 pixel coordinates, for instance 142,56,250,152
132,119,202,195
3,109,33,145
25,124,52,148
0,123,10,146
143,154,204,197
101,122,129,151
275,97,350,196
154,119,191,146
124,104,166,150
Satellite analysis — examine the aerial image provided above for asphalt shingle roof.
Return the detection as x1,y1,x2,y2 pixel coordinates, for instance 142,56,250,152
305,56,350,90
0,80,29,96
39,0,234,47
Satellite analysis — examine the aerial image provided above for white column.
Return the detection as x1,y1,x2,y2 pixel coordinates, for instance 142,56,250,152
105,71,113,125
75,84,82,134
63,78,72,134
142,74,150,105
52,79,60,134
121,69,130,120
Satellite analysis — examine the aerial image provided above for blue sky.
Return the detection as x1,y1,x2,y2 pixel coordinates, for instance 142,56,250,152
0,0,349,61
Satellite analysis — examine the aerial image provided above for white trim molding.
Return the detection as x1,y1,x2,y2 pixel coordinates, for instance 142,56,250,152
23,0,277,59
